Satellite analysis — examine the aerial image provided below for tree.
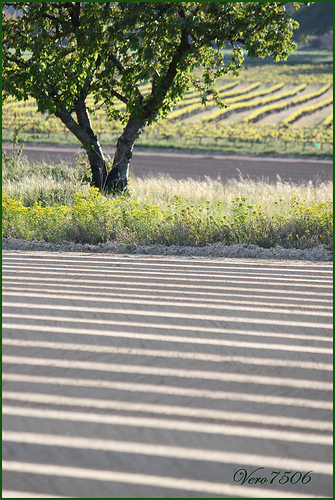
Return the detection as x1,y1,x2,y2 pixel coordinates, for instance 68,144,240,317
2,2,306,194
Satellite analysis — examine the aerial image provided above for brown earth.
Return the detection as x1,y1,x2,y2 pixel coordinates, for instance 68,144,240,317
2,143,333,184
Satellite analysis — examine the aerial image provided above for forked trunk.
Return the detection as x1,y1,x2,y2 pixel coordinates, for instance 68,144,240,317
104,116,145,194
55,104,108,192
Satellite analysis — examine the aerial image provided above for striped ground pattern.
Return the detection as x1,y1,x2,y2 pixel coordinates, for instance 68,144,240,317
2,250,333,498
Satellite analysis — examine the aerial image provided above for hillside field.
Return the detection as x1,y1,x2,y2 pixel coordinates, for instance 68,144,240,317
2,60,333,158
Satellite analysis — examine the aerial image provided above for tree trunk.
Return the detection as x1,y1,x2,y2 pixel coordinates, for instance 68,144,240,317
104,116,145,194
74,99,108,191
82,138,108,191
56,103,108,191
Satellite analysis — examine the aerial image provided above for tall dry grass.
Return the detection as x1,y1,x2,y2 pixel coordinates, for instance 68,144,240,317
129,173,333,216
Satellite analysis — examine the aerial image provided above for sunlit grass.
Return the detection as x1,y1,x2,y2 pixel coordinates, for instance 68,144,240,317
128,173,333,217
2,152,91,206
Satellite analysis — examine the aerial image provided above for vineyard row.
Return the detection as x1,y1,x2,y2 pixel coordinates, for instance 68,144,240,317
281,97,333,126
243,83,332,123
172,81,262,109
152,122,333,147
3,109,333,146
175,81,239,105
168,82,287,120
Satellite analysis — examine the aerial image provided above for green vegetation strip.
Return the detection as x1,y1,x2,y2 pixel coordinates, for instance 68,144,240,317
2,157,332,251
3,189,332,250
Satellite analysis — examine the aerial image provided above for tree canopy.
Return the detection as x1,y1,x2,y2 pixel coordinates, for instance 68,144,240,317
2,2,307,193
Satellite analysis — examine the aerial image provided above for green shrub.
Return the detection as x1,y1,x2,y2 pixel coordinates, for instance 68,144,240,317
2,193,70,242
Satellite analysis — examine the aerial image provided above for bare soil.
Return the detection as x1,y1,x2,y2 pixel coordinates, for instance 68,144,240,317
2,238,332,262
2,250,333,498
2,143,333,184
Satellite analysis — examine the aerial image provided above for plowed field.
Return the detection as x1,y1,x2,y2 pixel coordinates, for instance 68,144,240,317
2,251,333,498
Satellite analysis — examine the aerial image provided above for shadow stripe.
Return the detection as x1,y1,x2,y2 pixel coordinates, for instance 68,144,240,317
2,301,332,329
2,461,325,498
3,312,332,343
3,276,332,297
2,289,332,318
2,281,333,308
3,374,330,410
2,358,332,390
2,337,333,357
3,406,332,442
3,265,332,285
2,433,332,474
3,254,333,273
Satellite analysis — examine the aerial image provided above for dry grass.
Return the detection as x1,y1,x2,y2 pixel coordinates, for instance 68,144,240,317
128,173,333,216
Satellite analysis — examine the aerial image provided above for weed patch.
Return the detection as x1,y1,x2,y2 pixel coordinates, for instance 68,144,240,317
2,154,332,250
3,187,332,250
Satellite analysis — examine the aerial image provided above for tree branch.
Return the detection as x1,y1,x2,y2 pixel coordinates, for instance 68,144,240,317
55,105,92,145
110,89,128,104
148,26,191,114
80,54,102,101
63,2,80,29
233,37,246,45
107,52,142,106
38,12,60,23
74,98,94,137
108,51,126,73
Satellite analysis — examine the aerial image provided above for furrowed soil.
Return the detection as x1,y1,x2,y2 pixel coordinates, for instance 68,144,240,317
2,250,332,498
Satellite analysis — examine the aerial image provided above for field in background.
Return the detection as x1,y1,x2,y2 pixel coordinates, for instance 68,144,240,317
2,54,333,158
2,50,333,249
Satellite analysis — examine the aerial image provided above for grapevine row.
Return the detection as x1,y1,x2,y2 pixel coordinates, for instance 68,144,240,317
203,83,307,123
323,114,333,127
243,83,332,123
178,81,238,105
152,122,333,147
223,83,284,105
281,96,333,125
167,82,263,120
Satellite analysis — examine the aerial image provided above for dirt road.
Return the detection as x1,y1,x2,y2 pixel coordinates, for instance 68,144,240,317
2,143,333,184
2,251,333,498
